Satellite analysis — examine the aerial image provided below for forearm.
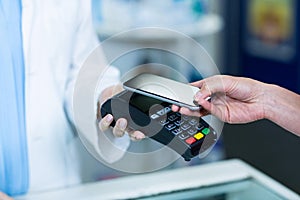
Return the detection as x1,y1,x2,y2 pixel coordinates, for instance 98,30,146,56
263,84,300,136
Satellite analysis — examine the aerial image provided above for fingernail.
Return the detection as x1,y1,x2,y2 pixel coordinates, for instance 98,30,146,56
106,114,113,123
194,92,203,101
136,132,146,140
119,119,127,129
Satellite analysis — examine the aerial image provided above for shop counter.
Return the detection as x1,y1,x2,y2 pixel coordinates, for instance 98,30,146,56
16,159,300,200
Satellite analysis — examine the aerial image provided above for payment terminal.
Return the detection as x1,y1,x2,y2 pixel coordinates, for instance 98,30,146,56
100,90,218,161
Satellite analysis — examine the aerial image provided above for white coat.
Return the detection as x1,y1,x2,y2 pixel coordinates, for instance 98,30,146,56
22,0,129,193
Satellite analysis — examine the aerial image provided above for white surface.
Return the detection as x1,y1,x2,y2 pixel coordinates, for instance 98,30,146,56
16,159,300,200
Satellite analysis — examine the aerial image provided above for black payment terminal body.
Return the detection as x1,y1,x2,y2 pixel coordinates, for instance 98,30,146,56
100,90,218,161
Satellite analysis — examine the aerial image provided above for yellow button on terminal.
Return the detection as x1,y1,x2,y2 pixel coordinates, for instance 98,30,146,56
194,132,204,140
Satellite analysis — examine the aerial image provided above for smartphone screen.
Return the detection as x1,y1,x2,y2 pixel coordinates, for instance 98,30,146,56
123,73,201,110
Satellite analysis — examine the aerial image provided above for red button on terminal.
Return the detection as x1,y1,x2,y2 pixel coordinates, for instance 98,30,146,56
185,137,196,145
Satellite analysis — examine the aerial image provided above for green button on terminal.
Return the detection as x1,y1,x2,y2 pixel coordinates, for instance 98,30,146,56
202,128,210,135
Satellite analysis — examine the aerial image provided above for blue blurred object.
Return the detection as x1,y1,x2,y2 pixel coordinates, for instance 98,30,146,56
92,0,102,25
191,0,207,18
0,0,29,196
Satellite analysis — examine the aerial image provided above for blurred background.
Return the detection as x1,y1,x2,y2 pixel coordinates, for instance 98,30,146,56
88,0,300,194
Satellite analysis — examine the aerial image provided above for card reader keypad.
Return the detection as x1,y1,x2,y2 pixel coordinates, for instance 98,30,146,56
152,105,216,146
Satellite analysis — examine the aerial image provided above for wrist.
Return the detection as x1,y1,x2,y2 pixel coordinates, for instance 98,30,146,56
262,83,281,121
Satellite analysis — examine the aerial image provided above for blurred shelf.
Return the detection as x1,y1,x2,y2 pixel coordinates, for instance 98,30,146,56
95,14,223,41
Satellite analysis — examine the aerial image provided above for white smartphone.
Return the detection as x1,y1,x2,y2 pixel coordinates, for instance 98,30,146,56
123,73,205,111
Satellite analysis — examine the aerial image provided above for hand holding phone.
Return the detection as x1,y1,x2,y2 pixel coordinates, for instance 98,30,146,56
123,73,208,111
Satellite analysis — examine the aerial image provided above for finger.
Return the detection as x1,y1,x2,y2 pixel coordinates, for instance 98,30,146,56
194,76,225,95
172,105,180,112
198,97,212,112
202,76,226,94
199,108,210,117
129,134,139,142
99,84,123,104
99,114,114,131
113,118,127,137
192,82,211,103
179,107,201,117
194,90,211,102
128,130,146,141
194,78,226,104
191,79,205,88
0,192,13,200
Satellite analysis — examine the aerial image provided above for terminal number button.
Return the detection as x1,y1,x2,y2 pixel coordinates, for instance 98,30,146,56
172,128,182,135
165,123,176,131
179,132,189,140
